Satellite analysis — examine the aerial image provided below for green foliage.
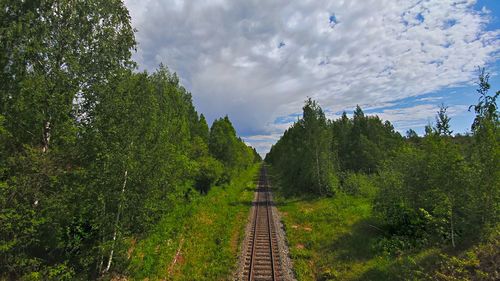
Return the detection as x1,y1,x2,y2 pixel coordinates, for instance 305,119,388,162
209,117,238,165
196,114,210,142
468,68,500,229
208,116,255,179
266,99,402,196
372,70,498,257
0,1,136,277
338,106,403,173
129,164,259,280
435,104,453,136
270,168,384,281
341,172,377,197
0,2,259,279
434,227,500,280
266,98,339,195
406,129,418,139
272,164,499,281
194,156,224,194
470,68,499,131
267,70,498,280
374,137,477,248
251,147,262,162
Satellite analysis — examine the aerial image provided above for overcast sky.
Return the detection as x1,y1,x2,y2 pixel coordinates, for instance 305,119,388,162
123,0,500,156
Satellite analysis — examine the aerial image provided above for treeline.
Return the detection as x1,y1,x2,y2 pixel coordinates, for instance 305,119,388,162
265,99,402,195
0,1,259,279
266,72,499,252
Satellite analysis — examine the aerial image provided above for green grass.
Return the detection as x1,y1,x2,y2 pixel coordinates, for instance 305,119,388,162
271,171,499,281
275,191,389,280
274,191,446,280
127,164,260,280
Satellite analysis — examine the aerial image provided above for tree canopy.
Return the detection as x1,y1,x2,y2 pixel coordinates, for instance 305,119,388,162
266,100,403,195
0,1,259,279
266,70,499,254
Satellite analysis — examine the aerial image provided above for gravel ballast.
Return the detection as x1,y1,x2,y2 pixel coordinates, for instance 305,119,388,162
234,188,296,281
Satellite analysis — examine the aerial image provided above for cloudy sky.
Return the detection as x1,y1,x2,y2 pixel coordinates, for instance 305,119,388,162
123,0,500,156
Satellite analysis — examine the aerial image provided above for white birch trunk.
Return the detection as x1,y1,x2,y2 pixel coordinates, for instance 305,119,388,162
103,169,128,274
42,120,51,153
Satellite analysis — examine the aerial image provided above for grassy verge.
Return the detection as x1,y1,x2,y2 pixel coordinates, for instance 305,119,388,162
127,164,259,280
271,171,499,280
274,191,387,280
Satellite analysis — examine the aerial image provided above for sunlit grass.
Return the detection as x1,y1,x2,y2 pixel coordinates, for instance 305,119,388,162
275,192,387,280
271,171,499,281
128,164,260,280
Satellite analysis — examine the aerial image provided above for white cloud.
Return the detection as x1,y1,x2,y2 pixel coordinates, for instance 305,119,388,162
124,0,500,155
242,134,283,157
374,104,468,130
417,96,444,102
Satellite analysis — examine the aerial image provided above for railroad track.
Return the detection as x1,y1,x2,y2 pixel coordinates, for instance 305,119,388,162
243,168,283,281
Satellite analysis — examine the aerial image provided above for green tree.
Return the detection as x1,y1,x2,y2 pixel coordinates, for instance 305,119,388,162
300,98,338,195
0,1,135,278
266,99,338,195
337,106,402,172
197,114,210,142
405,129,420,144
0,1,260,278
435,104,453,136
209,117,238,167
469,69,499,227
331,111,352,171
209,116,255,181
374,71,499,249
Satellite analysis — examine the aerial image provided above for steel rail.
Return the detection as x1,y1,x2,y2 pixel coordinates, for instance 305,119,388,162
265,184,277,281
248,187,260,280
246,168,279,280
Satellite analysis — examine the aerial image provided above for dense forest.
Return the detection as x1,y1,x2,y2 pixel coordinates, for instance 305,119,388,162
0,1,259,279
266,72,499,278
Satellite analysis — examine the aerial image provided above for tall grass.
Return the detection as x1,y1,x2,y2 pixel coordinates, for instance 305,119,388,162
128,164,260,280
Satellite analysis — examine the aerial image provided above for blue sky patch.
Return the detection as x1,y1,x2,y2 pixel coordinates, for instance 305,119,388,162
274,113,301,124
329,14,338,27
416,12,425,23
444,19,457,28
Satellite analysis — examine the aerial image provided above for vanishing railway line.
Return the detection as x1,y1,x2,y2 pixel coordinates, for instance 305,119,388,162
243,168,283,281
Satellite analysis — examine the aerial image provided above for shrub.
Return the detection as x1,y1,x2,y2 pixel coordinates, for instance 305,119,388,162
341,172,376,197
194,156,224,194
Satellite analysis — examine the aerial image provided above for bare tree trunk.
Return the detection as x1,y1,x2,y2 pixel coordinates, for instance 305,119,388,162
33,118,52,208
103,169,128,274
97,246,104,274
42,119,51,153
